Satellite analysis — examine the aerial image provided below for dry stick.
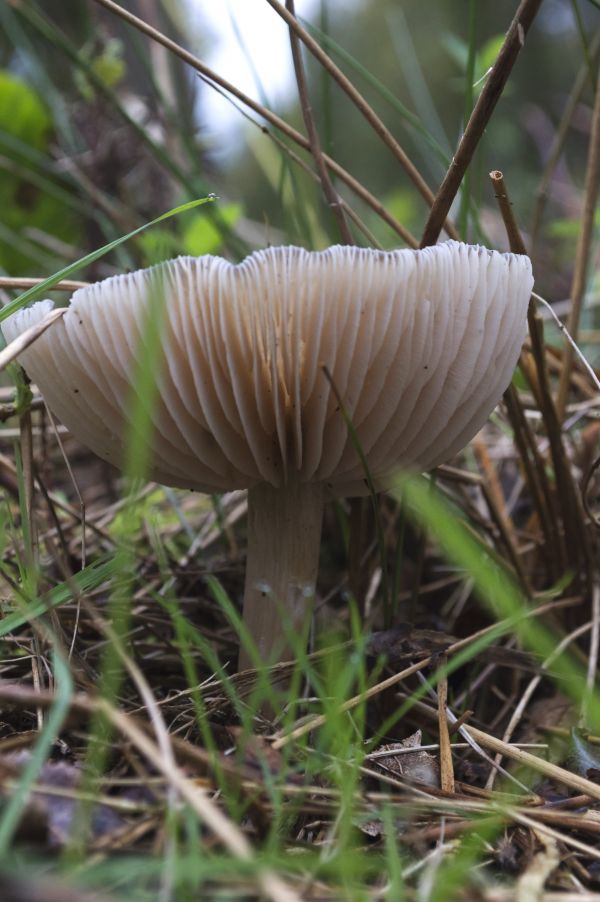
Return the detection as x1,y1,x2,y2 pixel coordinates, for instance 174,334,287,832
264,0,457,238
530,29,600,257
521,340,592,588
0,684,300,902
489,169,528,256
490,170,592,589
492,169,566,575
556,69,600,419
417,674,533,795
463,723,600,804
80,600,177,777
583,454,600,530
0,277,88,292
510,809,600,862
472,437,509,530
485,621,592,792
405,691,600,805
285,0,352,244
473,441,530,592
81,601,179,900
420,0,543,248
89,0,416,248
502,386,560,580
437,655,455,793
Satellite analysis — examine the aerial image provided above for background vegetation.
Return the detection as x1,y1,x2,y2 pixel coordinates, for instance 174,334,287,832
0,0,599,899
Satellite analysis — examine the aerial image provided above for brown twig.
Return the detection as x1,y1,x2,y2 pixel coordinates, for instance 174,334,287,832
0,278,88,292
480,482,530,594
464,722,600,802
489,170,528,255
284,0,352,244
556,68,600,419
485,621,592,791
520,337,591,588
89,0,416,246
437,655,455,793
502,385,561,580
420,0,544,248
490,170,592,590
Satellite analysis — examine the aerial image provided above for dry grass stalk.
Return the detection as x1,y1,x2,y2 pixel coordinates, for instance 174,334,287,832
437,655,455,793
88,0,417,246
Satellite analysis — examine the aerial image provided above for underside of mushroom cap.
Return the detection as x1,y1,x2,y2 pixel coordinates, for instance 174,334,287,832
2,241,532,496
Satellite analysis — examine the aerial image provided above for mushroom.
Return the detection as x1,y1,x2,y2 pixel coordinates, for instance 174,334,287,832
2,241,533,668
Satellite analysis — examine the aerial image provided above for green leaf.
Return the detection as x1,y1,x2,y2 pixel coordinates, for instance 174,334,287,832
183,203,242,256
0,71,80,274
478,34,505,76
136,228,182,266
0,71,50,150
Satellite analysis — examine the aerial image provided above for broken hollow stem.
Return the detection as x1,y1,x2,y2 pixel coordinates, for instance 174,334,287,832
239,480,324,671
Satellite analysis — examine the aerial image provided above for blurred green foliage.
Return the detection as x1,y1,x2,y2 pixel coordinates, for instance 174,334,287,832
0,0,597,282
0,71,80,274
73,37,126,100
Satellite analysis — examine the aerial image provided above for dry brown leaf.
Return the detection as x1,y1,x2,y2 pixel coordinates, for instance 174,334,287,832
371,730,440,787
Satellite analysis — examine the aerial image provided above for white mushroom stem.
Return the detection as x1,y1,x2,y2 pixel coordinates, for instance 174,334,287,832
240,480,324,670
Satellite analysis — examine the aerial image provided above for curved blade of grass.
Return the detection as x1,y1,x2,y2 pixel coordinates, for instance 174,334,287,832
0,195,216,324
0,555,117,637
0,650,73,854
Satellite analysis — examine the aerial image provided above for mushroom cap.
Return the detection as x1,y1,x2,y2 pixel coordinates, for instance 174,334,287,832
2,241,532,496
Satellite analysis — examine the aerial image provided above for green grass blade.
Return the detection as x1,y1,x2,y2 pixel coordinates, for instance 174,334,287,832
0,556,117,636
0,195,216,324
